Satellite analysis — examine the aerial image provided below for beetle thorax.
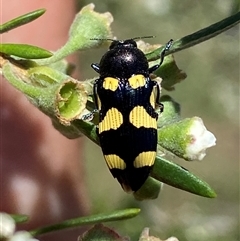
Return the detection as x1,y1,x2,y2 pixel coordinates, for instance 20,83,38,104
99,47,149,79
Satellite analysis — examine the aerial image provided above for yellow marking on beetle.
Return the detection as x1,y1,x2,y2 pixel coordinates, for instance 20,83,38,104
103,77,119,91
133,151,156,168
128,74,146,89
150,90,156,109
104,154,126,170
96,94,101,110
129,106,157,128
99,108,123,133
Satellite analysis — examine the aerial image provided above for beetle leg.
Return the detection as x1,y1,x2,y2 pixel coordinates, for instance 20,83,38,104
81,109,98,121
153,80,164,113
93,79,99,109
148,39,173,73
91,63,100,73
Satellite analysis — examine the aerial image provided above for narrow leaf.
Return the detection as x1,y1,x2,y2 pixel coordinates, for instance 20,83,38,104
146,12,240,60
10,214,29,223
151,156,217,198
134,177,162,200
0,43,52,59
171,11,240,54
29,208,140,237
0,9,45,34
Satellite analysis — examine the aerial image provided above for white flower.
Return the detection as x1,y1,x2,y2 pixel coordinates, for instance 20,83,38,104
0,213,15,238
139,227,179,241
0,212,39,241
185,117,216,161
10,231,39,241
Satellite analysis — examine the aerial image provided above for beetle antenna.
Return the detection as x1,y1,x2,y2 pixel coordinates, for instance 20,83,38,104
90,36,155,42
132,36,155,41
90,38,116,42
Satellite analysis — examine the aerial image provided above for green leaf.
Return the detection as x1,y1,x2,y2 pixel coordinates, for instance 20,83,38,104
151,156,217,198
0,9,45,34
154,54,187,91
146,11,240,60
10,214,29,223
134,177,162,200
0,43,52,59
29,208,140,237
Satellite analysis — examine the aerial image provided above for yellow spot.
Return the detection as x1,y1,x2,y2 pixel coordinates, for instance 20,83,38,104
103,77,119,91
128,75,146,89
99,108,123,133
133,151,156,168
104,154,126,170
129,106,157,128
150,90,156,109
96,94,101,110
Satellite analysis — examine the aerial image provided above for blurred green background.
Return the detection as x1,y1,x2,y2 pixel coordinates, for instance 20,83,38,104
78,1,239,240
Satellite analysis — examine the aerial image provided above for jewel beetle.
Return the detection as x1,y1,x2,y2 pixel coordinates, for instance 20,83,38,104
91,38,173,192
